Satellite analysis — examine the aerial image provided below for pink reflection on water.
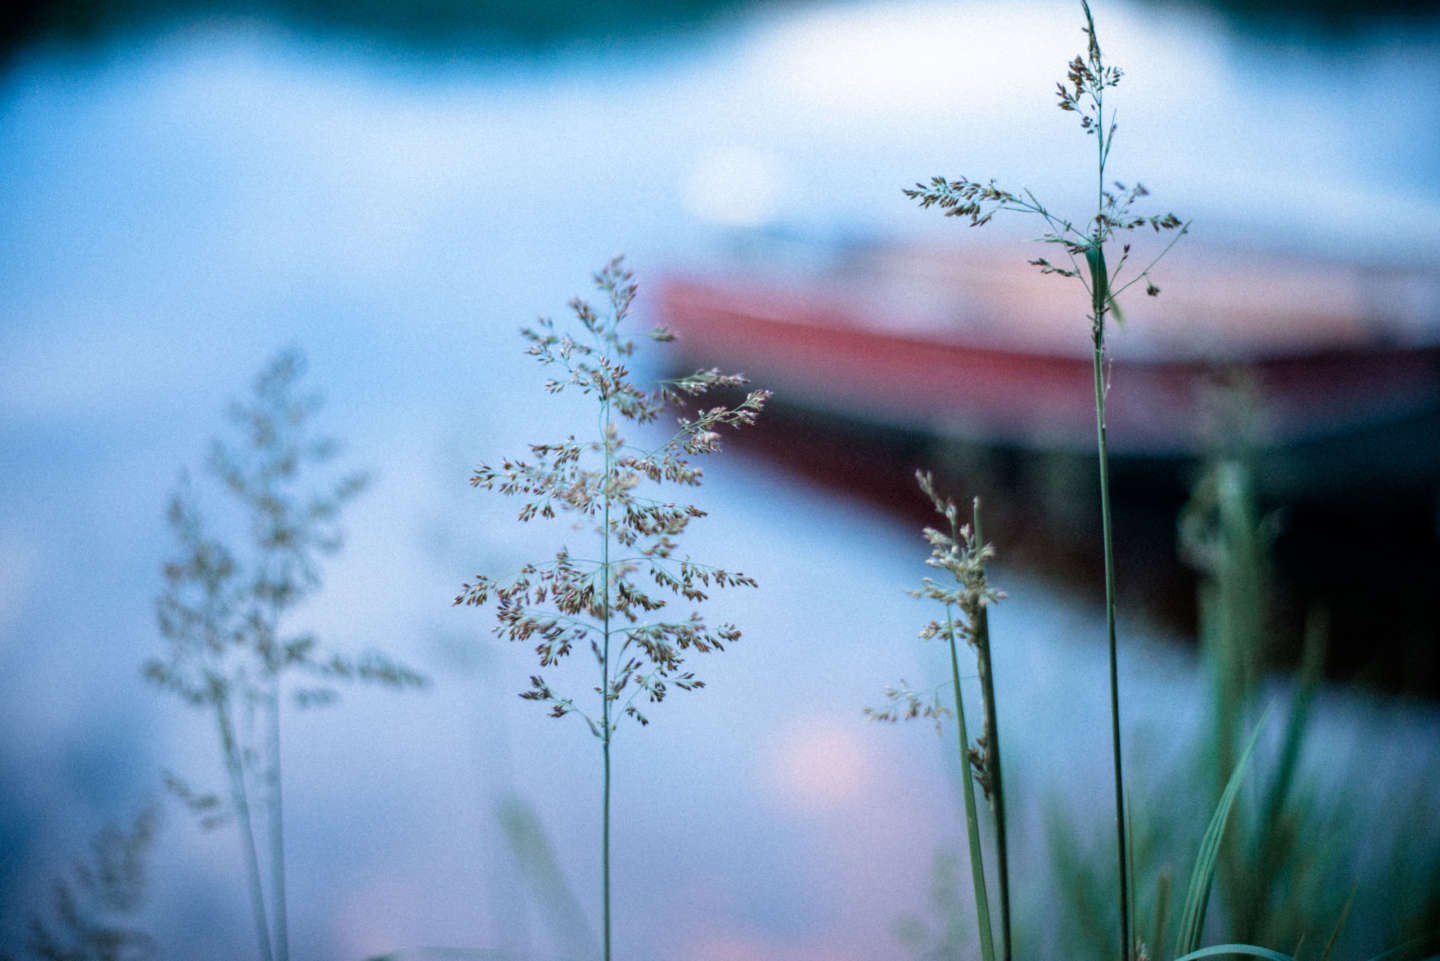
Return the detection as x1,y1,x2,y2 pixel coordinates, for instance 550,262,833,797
764,715,875,809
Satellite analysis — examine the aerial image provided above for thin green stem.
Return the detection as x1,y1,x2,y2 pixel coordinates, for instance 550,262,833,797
970,500,1011,961
1110,225,1190,299
945,594,996,961
215,699,275,961
600,399,614,961
1093,313,1131,961
1089,45,1131,947
266,670,289,961
602,730,611,961
1087,11,1138,956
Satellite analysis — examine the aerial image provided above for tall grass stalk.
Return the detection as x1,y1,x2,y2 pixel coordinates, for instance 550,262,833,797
870,472,1007,961
1046,389,1436,960
145,350,425,961
1090,240,1131,961
948,594,995,961
456,258,768,961
906,5,1186,957
970,500,1011,961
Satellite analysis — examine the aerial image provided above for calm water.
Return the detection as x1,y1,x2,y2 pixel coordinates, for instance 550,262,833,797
2,2,1438,958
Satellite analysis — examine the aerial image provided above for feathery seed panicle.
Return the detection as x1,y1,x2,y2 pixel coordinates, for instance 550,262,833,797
871,471,1010,961
869,471,1004,751
147,350,426,718
458,257,768,961
905,1,1186,321
456,257,769,735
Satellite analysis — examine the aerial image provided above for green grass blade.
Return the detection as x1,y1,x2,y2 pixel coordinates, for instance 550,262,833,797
971,498,1011,961
1317,891,1354,961
1260,613,1324,835
1152,870,1173,961
495,794,594,954
948,607,997,961
1175,709,1271,957
1174,944,1295,961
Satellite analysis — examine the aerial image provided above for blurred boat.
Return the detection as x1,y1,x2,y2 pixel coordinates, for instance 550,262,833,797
654,238,1440,692
654,239,1440,502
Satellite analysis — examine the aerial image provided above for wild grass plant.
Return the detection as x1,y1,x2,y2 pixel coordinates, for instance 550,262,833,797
143,349,425,961
895,6,1438,961
904,4,1185,960
18,7,1434,960
1046,380,1440,960
869,476,1009,961
455,257,769,961
0,806,160,961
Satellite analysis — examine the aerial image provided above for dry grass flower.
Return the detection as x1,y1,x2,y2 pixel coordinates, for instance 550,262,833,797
456,257,768,961
871,471,1010,961
143,349,425,961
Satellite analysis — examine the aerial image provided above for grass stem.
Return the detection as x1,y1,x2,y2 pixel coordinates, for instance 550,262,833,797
971,499,1011,961
460,261,764,961
1093,318,1132,961
947,600,997,961
1083,17,1133,954
601,396,614,961
216,700,275,961
267,673,290,961
602,733,612,961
